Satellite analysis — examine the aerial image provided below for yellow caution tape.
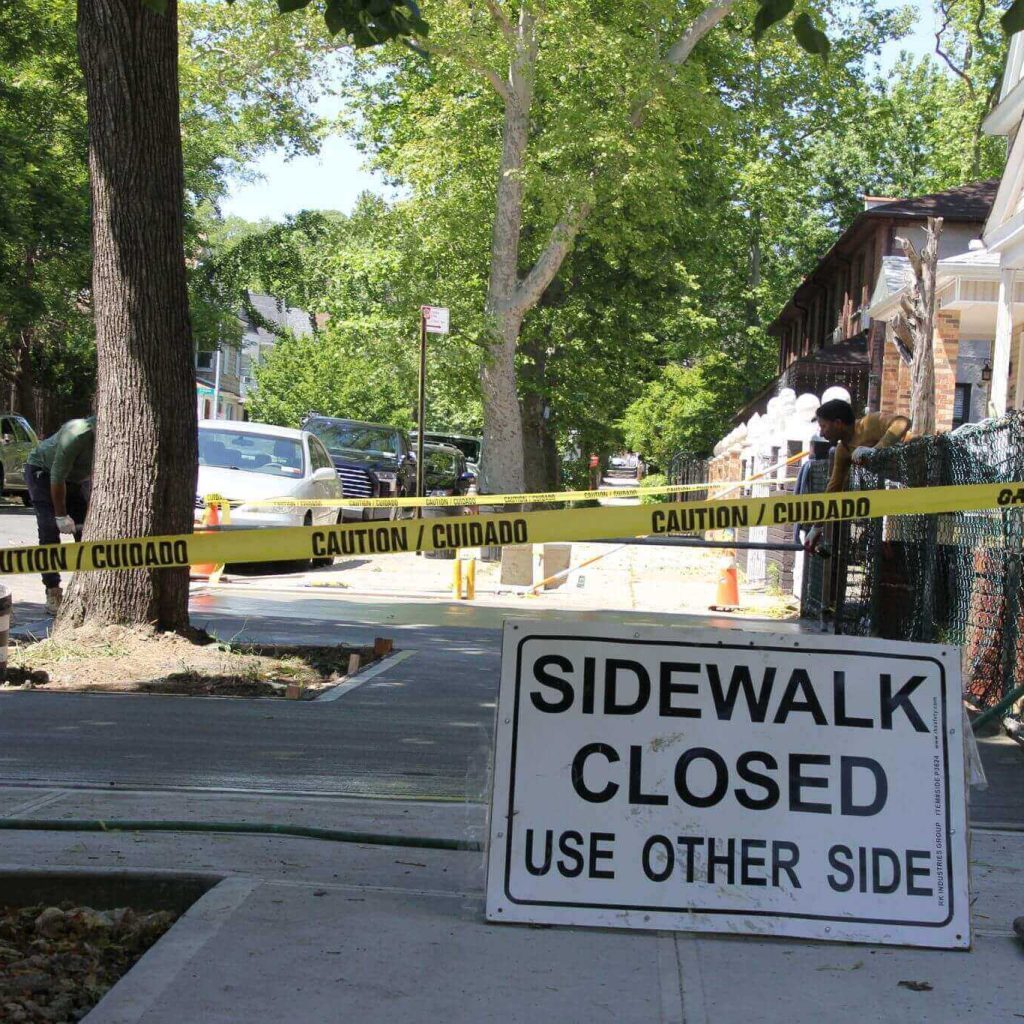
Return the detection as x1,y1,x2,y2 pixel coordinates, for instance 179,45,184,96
206,479,798,511
2,482,1022,576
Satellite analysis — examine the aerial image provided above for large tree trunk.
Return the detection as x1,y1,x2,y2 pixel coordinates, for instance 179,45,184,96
520,335,560,492
479,8,534,495
59,0,197,632
480,312,526,493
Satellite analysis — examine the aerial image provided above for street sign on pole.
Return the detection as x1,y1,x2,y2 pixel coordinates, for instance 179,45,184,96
415,307,450,515
486,621,970,949
421,306,450,335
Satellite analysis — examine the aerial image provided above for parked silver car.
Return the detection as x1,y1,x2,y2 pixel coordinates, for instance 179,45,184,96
0,413,38,505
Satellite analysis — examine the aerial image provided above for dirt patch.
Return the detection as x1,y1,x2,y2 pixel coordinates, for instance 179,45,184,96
0,902,177,1022
4,626,379,699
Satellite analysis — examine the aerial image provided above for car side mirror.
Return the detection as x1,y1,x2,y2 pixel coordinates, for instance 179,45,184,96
313,467,337,481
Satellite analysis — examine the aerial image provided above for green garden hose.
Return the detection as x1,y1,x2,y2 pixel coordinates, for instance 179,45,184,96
0,818,483,852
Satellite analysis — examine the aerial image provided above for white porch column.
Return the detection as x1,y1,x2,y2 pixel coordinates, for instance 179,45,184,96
992,268,1017,415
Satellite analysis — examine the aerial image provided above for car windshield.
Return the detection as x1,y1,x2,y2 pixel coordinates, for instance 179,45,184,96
425,449,460,479
307,419,398,456
199,429,304,477
423,434,481,463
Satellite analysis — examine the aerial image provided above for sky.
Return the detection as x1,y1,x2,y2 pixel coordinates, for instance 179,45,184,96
221,6,943,224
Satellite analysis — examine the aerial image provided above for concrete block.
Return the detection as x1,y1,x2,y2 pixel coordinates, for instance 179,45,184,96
539,543,572,590
500,545,533,586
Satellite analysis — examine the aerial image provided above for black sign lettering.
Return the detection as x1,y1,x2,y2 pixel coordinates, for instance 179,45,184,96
531,655,574,713
674,747,728,808
734,751,780,810
642,835,674,882
881,674,929,732
571,743,620,803
659,662,701,718
789,753,831,814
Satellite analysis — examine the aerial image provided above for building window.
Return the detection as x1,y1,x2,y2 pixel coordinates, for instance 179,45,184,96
196,350,214,371
952,383,972,429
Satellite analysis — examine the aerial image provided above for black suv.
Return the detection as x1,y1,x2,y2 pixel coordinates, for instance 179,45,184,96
302,415,418,521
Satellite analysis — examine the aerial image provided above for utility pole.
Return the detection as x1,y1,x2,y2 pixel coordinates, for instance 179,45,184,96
417,305,450,519
212,348,222,421
416,309,427,518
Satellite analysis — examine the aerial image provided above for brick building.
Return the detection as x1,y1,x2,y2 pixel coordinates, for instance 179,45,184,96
736,181,997,426
867,247,1018,431
705,182,998,602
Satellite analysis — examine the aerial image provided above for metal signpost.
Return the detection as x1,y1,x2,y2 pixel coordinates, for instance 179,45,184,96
486,621,969,948
417,306,450,517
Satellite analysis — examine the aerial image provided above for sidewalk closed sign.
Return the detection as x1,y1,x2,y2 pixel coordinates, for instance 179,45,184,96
485,622,969,948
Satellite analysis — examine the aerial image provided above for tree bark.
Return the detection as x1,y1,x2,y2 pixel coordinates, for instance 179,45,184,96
520,335,559,492
59,0,197,632
481,312,526,493
14,329,37,427
895,217,943,438
479,6,534,494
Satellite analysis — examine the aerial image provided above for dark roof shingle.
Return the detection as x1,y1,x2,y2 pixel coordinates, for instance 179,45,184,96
861,179,998,222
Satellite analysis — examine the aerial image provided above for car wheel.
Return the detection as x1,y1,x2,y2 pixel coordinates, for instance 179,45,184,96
310,511,334,569
271,513,315,573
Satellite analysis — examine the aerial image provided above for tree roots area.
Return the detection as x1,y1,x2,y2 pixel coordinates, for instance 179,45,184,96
5,625,379,699
0,902,177,1022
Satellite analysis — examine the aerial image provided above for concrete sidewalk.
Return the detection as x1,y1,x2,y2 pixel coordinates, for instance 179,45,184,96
2,784,1022,1023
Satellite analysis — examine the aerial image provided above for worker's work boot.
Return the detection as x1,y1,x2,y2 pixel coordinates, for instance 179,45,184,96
44,587,63,616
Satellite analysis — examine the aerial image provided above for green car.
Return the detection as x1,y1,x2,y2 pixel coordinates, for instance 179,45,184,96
0,412,39,505
409,430,482,479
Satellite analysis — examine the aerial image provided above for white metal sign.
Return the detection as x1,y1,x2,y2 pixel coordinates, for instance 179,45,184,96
421,305,450,334
486,622,969,948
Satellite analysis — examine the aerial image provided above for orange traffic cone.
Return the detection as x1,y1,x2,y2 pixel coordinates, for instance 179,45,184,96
710,549,739,612
190,499,221,580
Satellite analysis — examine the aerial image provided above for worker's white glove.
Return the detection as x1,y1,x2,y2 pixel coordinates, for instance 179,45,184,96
55,515,77,536
851,446,874,465
803,525,821,554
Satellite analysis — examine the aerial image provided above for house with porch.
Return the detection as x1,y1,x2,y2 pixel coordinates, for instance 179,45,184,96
865,29,1024,428
738,181,998,428
707,181,998,598
977,28,1024,413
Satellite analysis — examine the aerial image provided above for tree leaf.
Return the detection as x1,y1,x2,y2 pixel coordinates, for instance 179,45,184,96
792,13,830,60
277,0,313,12
752,0,794,43
1003,0,1024,35
323,1,349,37
139,0,168,14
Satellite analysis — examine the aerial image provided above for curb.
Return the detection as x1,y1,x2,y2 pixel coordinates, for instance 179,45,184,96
315,649,416,702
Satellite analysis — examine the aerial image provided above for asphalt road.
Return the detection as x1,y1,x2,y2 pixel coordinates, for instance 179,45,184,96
0,595,502,800
1,504,1022,823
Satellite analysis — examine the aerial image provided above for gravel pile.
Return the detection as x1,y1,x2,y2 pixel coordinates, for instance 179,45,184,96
0,902,177,1022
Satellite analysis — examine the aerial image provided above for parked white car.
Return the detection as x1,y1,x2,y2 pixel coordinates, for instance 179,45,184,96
196,421,343,530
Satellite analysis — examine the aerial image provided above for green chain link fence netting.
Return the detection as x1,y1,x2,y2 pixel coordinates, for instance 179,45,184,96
832,410,1024,710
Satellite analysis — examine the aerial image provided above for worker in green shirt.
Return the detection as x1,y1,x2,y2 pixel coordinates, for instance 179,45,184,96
25,416,96,614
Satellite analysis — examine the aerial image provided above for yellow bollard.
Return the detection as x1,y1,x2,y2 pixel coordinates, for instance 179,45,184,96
466,557,476,601
452,557,463,600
